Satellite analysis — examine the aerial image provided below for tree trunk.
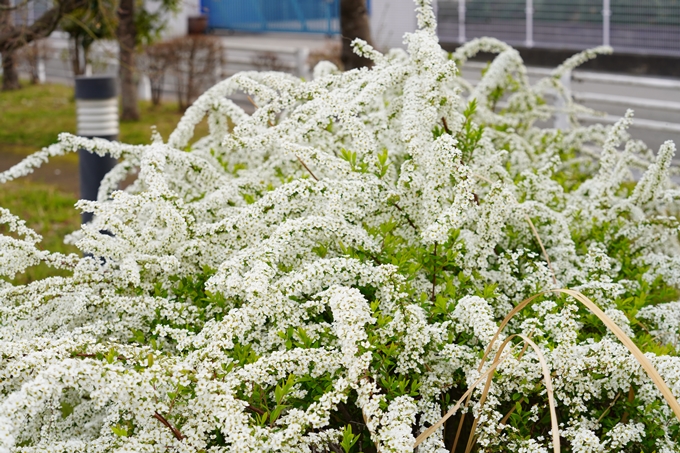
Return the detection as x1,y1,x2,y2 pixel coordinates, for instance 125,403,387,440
1,0,20,90
117,0,139,120
28,43,40,84
2,51,20,90
339,0,374,70
71,35,83,76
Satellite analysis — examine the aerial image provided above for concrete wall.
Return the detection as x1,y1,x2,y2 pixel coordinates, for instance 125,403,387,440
370,0,418,51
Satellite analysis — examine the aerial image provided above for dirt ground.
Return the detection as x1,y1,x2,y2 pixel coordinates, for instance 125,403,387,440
0,144,79,196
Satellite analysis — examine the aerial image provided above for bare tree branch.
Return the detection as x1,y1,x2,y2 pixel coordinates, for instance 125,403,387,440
0,0,89,53
0,0,30,12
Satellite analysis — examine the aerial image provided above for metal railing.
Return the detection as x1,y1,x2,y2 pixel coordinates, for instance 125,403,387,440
570,71,680,134
463,60,680,140
16,34,311,104
437,0,680,57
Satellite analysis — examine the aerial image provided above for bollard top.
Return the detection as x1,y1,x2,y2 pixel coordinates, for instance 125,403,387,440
75,76,117,100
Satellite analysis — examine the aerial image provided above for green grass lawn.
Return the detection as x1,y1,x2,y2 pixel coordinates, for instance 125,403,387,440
0,81,211,284
0,81,209,152
0,180,81,285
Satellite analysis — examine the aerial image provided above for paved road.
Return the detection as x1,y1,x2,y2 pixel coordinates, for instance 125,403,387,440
459,64,680,153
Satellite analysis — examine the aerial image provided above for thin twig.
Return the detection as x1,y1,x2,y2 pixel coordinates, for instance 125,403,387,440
364,250,384,266
74,352,129,361
152,411,184,441
499,396,523,427
635,320,655,338
246,95,275,127
621,385,635,424
392,202,418,232
432,242,438,302
296,155,319,181
597,391,622,423
524,214,558,285
442,117,452,135
246,95,259,109
246,96,318,180
451,411,466,453
167,387,180,413
245,404,265,416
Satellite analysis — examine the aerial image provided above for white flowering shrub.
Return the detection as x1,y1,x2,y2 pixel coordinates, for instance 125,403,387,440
2,2,680,452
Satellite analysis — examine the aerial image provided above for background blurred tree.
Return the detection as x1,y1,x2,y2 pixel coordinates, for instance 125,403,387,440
1,0,22,90
0,0,177,116
0,0,90,53
141,36,224,111
60,0,116,76
117,0,136,119
17,39,52,83
118,0,180,121
139,38,172,106
340,0,373,70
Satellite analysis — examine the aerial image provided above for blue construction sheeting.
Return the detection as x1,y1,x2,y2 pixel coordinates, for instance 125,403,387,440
202,0,348,35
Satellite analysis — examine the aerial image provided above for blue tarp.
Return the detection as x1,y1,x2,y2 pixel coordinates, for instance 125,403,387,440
201,0,345,35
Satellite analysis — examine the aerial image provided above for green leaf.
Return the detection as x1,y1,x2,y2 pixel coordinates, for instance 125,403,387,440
340,424,360,453
270,403,289,424
111,425,129,437
60,401,74,418
106,348,117,364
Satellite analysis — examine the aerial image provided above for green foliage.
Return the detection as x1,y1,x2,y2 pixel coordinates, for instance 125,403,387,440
340,425,360,453
60,0,117,74
133,0,181,47
59,0,180,53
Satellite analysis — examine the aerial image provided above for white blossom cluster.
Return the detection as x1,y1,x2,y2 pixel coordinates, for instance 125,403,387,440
2,0,680,451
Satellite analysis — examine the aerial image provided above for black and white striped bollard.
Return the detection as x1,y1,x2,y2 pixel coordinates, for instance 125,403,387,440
75,76,119,224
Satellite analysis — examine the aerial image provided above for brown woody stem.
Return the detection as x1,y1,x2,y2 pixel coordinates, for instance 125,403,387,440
442,117,452,134
432,242,438,302
392,202,418,232
152,411,184,441
296,155,319,181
